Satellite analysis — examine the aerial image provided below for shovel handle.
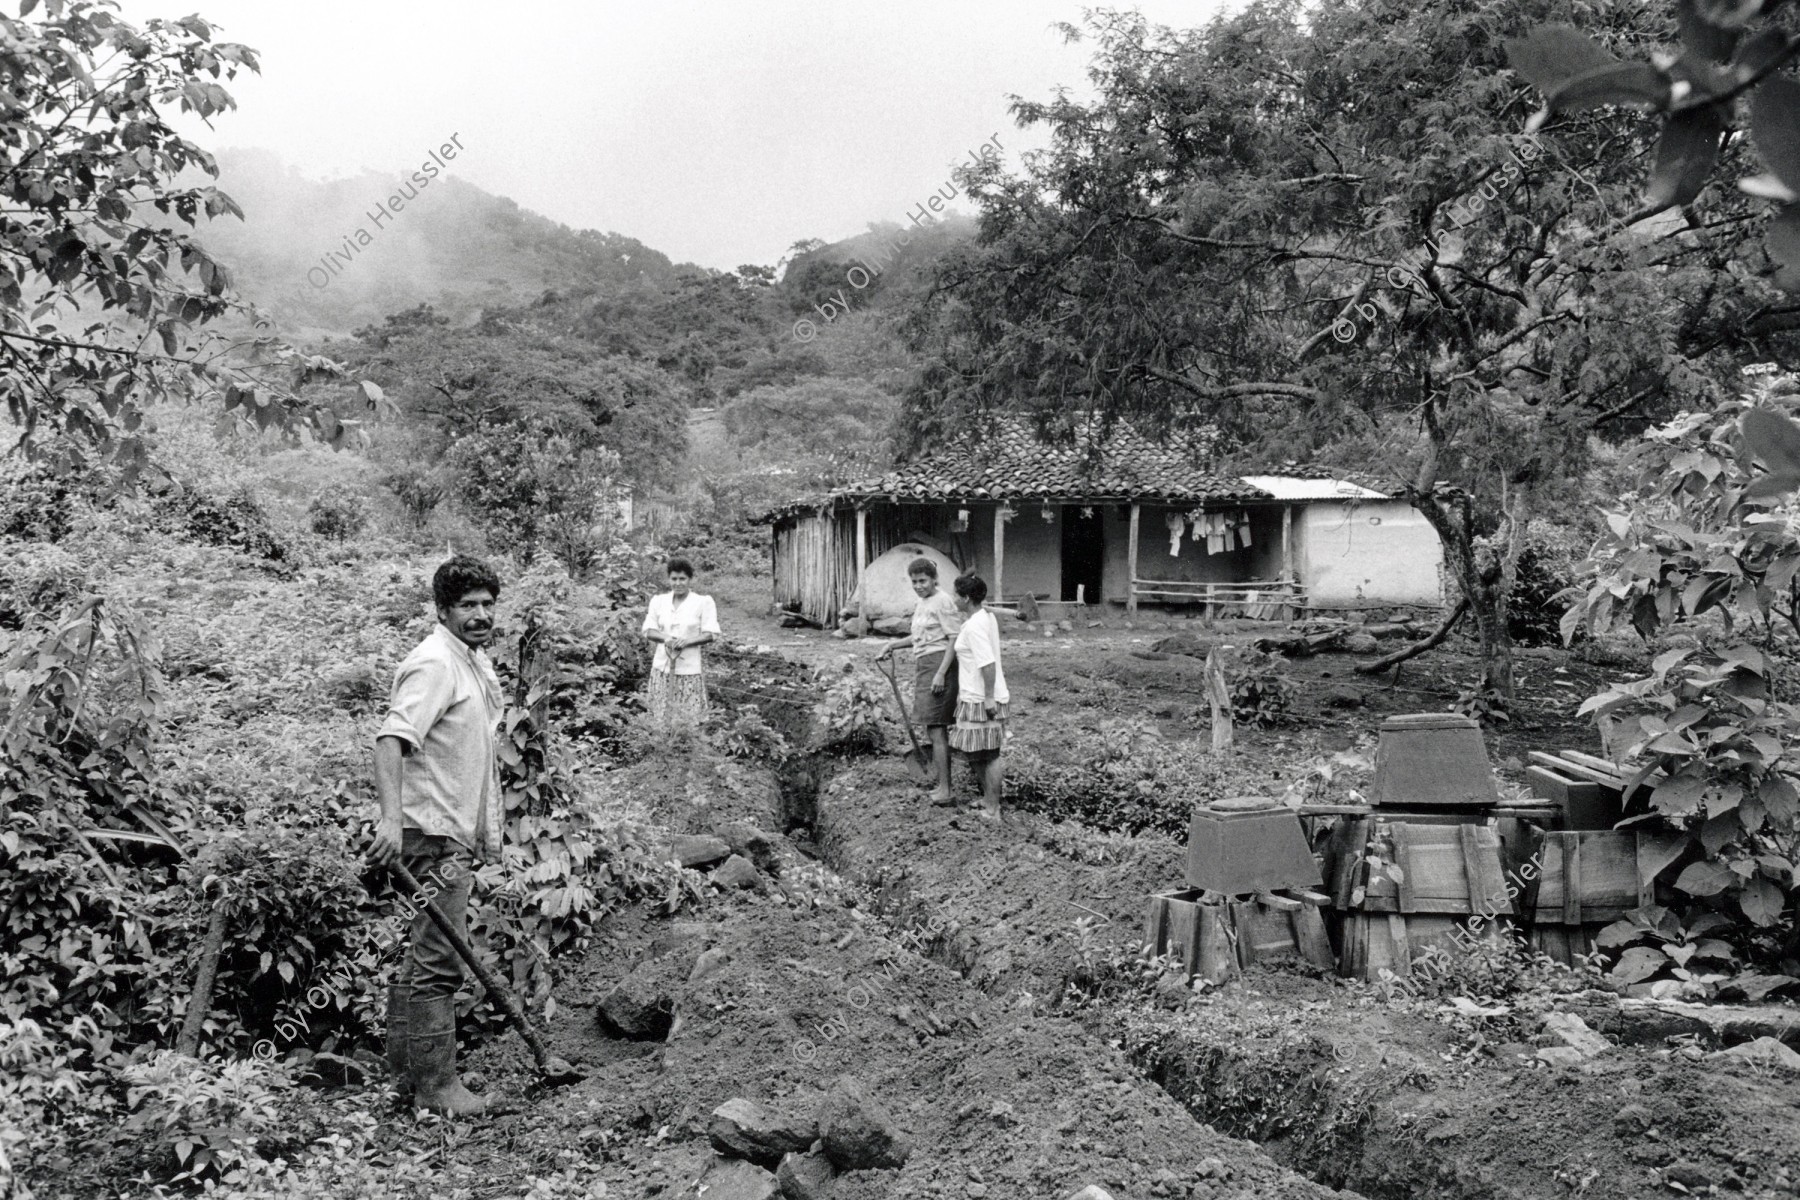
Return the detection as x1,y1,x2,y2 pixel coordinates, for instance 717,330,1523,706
874,653,930,767
389,862,558,1074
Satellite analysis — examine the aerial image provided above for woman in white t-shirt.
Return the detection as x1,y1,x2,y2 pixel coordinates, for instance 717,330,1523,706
640,557,720,731
948,572,1008,822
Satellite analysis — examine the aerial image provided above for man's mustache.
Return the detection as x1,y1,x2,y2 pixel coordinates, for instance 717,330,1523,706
465,621,493,632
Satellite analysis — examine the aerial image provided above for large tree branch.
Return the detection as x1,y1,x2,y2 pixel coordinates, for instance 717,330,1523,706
1355,596,1469,675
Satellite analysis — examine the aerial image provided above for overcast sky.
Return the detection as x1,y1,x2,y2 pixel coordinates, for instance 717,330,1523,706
114,0,1231,271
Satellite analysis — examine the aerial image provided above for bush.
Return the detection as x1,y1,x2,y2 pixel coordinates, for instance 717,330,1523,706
1006,718,1239,838
1509,527,1584,647
305,493,366,541
117,1053,288,1186
381,466,445,530
1222,648,1295,727
155,483,291,566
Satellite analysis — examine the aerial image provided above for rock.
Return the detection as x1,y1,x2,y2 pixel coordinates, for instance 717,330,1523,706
1343,632,1380,654
1534,1046,1585,1068
716,821,783,875
697,1156,780,1200
1613,1103,1652,1134
595,971,675,1041
1064,1188,1116,1200
1543,1011,1612,1058
817,1075,911,1170
713,854,766,891
670,833,731,868
710,1099,817,1166
1150,633,1208,658
842,617,871,638
1057,619,1074,632
1324,685,1364,709
776,1150,835,1200
690,947,731,983
1666,1162,1713,1190
1709,1036,1800,1071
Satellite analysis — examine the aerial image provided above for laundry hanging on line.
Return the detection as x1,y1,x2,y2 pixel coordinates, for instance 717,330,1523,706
1183,509,1252,554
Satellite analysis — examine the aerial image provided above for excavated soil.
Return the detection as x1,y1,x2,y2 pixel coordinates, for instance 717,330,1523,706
291,615,1799,1200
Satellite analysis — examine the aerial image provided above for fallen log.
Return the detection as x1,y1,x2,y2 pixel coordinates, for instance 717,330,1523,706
1353,597,1469,675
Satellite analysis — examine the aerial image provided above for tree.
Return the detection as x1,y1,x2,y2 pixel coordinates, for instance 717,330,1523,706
900,2,1800,710
0,1,370,480
340,308,689,489
445,421,625,573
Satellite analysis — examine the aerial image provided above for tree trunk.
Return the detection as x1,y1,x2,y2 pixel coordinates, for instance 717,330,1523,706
1408,482,1528,710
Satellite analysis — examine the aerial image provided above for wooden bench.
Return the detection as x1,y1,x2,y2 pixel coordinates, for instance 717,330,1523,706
1128,579,1305,620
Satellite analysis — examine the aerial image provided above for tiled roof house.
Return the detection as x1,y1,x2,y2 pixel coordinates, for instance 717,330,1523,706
764,419,1442,625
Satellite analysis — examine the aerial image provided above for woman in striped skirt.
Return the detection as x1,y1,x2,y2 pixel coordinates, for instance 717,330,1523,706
641,557,720,731
948,573,1008,822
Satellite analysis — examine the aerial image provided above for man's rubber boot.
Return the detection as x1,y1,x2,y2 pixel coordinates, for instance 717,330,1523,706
385,982,412,1098
408,995,492,1117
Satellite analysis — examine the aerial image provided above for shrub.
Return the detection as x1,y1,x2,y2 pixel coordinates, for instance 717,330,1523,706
117,1053,288,1186
305,493,366,541
381,466,445,529
155,483,291,566
1509,529,1583,647
1222,648,1295,727
1007,718,1237,838
810,661,885,755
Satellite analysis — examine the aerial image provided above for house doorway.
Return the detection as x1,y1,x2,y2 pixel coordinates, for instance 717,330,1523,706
1061,505,1104,602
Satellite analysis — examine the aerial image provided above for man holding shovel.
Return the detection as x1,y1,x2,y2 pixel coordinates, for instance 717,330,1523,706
874,558,962,804
368,555,505,1116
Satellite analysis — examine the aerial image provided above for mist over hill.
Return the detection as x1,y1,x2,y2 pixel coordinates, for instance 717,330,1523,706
195,148,679,338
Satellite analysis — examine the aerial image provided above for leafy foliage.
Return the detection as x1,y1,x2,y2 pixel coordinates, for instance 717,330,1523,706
304,492,366,541
810,662,886,755
1568,367,1800,959
1220,648,1296,728
1508,0,1800,283
154,482,292,566
1006,718,1239,838
119,1052,287,1186
0,2,381,474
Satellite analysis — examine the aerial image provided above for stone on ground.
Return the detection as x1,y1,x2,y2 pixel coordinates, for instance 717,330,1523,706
594,970,675,1041
716,821,783,874
816,1074,910,1170
709,1098,817,1166
713,853,766,891
775,1150,835,1199
1709,1035,1800,1070
670,832,730,868
697,1156,780,1200
1065,1188,1116,1200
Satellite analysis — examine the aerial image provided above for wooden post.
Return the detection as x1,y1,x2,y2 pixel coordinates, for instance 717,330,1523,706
993,503,1006,602
1204,648,1234,755
1281,504,1295,618
1127,502,1141,614
854,506,868,592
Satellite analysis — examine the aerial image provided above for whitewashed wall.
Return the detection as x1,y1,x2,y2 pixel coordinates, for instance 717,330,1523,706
1296,499,1443,606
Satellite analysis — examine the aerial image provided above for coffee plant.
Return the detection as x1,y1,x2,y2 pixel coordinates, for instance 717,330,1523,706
1567,366,1800,969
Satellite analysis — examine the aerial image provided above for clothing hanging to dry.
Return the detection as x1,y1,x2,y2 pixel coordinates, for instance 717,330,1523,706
1165,510,1185,556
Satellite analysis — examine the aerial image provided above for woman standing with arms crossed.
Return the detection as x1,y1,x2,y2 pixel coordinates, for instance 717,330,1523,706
948,573,1008,821
641,557,720,731
874,557,962,804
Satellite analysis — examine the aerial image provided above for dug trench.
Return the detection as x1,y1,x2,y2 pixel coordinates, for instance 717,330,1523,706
447,645,1799,1200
